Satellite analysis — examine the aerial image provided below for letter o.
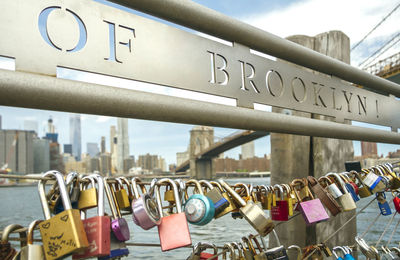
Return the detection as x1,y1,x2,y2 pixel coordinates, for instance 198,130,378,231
291,77,307,103
266,70,284,97
38,7,87,52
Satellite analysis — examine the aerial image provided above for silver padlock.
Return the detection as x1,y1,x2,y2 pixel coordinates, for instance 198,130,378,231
19,220,45,260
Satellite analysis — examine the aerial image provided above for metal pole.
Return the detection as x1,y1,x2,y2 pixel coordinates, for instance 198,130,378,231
108,0,400,97
0,69,399,143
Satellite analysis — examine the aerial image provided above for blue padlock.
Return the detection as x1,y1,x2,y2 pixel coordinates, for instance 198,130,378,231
345,182,360,202
377,192,392,215
184,180,215,226
332,246,345,260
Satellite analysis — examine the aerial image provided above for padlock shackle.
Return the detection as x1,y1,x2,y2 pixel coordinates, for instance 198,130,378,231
27,220,43,245
44,171,73,211
132,177,147,199
210,181,224,192
93,174,105,217
81,175,96,190
219,179,246,207
186,179,204,196
288,245,302,259
273,184,284,200
223,243,236,259
234,183,250,198
157,178,182,213
326,172,348,194
118,176,135,199
38,177,52,220
1,224,27,248
249,234,264,254
104,177,121,220
199,180,214,191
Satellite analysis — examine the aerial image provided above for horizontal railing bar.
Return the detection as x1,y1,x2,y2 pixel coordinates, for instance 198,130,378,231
108,0,400,97
0,69,399,144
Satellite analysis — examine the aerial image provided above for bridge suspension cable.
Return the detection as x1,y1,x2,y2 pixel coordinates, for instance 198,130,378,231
351,1,400,51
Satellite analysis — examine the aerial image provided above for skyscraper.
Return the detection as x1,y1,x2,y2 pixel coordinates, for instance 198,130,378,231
0,115,2,129
69,114,81,161
101,136,106,154
241,141,255,159
117,118,129,173
87,142,100,157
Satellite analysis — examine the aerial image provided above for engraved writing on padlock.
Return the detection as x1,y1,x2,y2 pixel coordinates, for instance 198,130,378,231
271,184,289,221
38,171,89,260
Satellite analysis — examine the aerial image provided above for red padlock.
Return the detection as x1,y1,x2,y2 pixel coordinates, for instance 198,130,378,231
393,192,400,213
271,184,289,221
156,178,191,251
73,175,110,259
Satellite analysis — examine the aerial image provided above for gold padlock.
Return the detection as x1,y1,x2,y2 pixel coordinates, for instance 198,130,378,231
77,175,98,210
114,178,131,210
38,171,88,260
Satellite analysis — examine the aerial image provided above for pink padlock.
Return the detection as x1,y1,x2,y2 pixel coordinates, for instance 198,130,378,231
156,178,191,251
104,177,130,242
292,179,329,225
73,175,110,259
131,177,161,230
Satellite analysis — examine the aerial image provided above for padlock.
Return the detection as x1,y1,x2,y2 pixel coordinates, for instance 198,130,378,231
119,176,135,204
67,172,81,206
393,192,400,213
38,171,88,260
184,179,215,225
77,175,98,210
264,230,289,260
303,245,323,260
222,243,236,260
377,192,392,215
339,173,360,202
326,173,356,211
291,179,329,225
0,224,27,260
318,176,343,199
156,178,191,251
164,183,176,203
249,185,263,210
231,242,244,260
73,174,111,259
19,220,45,260
113,177,131,211
271,184,289,221
307,176,341,216
189,242,219,260
104,177,130,242
362,168,386,193
210,181,237,218
242,236,256,260
131,177,161,230
255,185,269,210
355,236,376,259
234,183,252,204
50,172,81,214
200,180,229,217
318,243,332,257
380,164,400,190
351,170,372,198
249,235,267,260
287,245,302,260
281,184,294,216
219,179,274,236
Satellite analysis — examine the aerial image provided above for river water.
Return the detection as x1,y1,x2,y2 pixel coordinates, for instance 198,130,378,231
0,177,398,259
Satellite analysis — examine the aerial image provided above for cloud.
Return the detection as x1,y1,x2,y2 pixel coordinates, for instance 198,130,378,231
241,0,400,66
96,116,112,123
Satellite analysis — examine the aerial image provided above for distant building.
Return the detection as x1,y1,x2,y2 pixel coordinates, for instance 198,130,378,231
137,153,158,171
33,138,50,173
110,126,116,154
100,153,111,175
388,149,400,158
64,144,72,155
241,141,255,159
45,133,58,143
47,117,55,133
0,115,2,129
361,141,378,158
70,114,82,161
215,155,270,173
124,156,135,173
117,118,129,173
0,130,34,174
110,126,117,174
24,120,38,136
50,142,64,173
87,142,100,157
101,136,106,154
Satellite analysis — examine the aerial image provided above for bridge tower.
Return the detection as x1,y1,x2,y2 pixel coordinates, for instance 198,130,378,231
189,126,215,179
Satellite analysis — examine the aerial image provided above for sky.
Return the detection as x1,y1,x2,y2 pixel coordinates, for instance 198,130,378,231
0,0,400,165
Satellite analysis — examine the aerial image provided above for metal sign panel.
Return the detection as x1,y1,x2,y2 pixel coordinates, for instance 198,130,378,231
0,0,399,131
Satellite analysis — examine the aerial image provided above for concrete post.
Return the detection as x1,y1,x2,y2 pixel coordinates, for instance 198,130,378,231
270,31,355,257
